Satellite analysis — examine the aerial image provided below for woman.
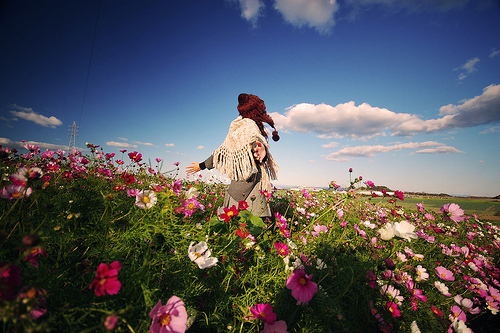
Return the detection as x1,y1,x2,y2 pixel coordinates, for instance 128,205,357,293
186,93,279,218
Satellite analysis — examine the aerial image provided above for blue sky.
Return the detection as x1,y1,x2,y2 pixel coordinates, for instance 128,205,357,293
1,0,499,197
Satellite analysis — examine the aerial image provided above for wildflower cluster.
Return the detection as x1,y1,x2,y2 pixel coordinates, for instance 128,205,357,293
0,144,499,332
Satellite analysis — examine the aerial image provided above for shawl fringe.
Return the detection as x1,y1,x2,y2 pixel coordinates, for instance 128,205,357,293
212,117,278,192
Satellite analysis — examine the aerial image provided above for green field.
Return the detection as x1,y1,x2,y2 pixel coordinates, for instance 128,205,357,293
362,195,500,221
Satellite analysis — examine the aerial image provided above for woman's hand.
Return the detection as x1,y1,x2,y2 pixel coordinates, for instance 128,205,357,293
186,162,201,176
253,141,266,163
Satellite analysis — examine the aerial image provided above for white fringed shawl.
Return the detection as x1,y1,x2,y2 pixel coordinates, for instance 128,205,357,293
212,116,278,192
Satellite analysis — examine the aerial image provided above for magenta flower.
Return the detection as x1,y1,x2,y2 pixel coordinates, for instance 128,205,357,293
250,303,277,324
0,263,22,301
181,197,205,217
386,301,401,317
0,184,33,200
89,261,122,296
394,190,404,201
274,242,289,256
262,320,288,333
286,268,318,305
365,180,375,188
149,296,188,333
105,314,119,331
440,203,465,223
435,266,455,281
450,305,467,322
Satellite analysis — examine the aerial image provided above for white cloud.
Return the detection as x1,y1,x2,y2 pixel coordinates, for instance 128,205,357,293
454,57,480,81
0,137,81,152
273,0,338,34
489,49,500,58
414,146,464,154
106,141,138,148
165,143,175,147
118,137,128,141
325,141,461,160
8,104,63,128
273,84,500,138
134,141,158,148
321,142,339,148
394,83,500,136
228,0,265,25
479,126,500,134
271,101,413,140
196,145,206,149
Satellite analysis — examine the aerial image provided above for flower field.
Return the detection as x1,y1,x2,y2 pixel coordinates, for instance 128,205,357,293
1,143,500,332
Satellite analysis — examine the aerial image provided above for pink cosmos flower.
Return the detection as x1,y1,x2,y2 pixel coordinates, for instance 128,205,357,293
0,263,22,301
149,296,188,333
18,286,48,319
274,242,289,256
386,301,401,317
440,203,465,223
286,268,318,305
336,208,344,219
181,197,205,217
0,184,33,200
89,261,122,296
250,303,277,324
24,246,48,267
311,224,329,237
365,180,375,188
435,266,455,281
394,190,405,201
105,314,119,331
416,203,425,213
415,265,429,281
366,270,377,288
262,320,288,333
405,280,427,303
450,305,467,322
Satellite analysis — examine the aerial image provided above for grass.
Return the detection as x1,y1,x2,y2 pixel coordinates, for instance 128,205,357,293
361,195,500,222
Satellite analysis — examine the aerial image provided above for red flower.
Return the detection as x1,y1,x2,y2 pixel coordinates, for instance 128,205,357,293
121,172,135,184
89,261,122,296
236,223,249,239
220,205,239,222
431,305,443,317
394,190,404,201
238,200,249,211
128,151,142,163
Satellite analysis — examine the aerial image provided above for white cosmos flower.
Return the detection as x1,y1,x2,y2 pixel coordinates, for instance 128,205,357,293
184,187,199,199
434,281,451,296
452,319,472,333
410,321,422,333
134,190,157,209
393,220,417,242
188,241,218,269
378,223,395,240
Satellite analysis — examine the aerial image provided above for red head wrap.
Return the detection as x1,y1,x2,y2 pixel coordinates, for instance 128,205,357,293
237,93,280,142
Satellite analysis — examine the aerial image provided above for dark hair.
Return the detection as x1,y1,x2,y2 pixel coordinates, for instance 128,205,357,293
237,93,280,142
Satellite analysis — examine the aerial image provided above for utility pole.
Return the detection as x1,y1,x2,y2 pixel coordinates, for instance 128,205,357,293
68,121,79,151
